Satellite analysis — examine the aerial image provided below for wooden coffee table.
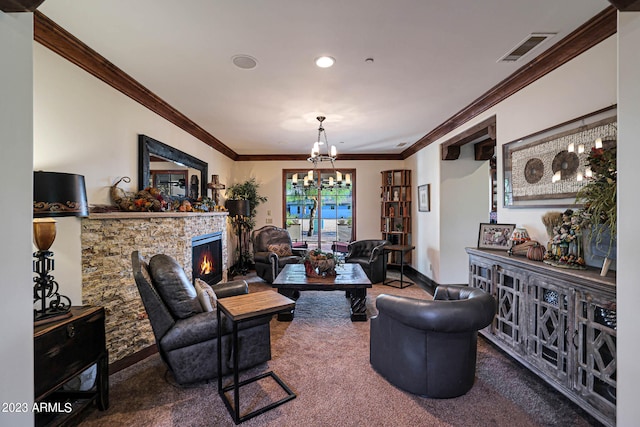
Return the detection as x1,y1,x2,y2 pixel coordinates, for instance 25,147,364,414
272,263,372,321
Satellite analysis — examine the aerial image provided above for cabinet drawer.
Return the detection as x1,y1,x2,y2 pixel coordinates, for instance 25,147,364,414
34,308,106,400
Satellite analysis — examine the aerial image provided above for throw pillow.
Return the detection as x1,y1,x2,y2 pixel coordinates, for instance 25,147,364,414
267,243,293,257
194,278,218,312
149,254,203,319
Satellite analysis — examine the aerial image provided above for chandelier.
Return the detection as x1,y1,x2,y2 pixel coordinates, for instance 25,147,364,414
292,116,351,189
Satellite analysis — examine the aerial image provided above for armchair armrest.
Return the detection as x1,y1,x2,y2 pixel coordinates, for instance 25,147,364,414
161,311,218,351
213,279,248,299
268,252,280,266
253,251,272,264
369,244,387,263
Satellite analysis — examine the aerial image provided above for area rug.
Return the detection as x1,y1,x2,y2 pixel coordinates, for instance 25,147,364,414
74,274,600,427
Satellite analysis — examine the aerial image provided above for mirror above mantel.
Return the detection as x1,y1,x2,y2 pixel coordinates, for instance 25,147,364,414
138,134,208,201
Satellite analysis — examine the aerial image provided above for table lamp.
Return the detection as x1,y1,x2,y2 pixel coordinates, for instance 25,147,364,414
33,171,89,322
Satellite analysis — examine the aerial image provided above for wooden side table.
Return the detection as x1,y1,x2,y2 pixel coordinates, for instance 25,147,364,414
217,291,296,424
34,306,109,426
384,244,415,288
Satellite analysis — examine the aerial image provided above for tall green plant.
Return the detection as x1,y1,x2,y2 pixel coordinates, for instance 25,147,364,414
575,146,616,252
226,177,268,231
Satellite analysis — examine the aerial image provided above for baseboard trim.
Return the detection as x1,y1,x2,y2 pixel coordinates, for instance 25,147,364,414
109,344,158,375
403,266,438,293
400,266,468,293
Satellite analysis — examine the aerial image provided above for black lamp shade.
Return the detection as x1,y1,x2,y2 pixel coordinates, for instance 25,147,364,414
34,171,89,218
225,199,250,217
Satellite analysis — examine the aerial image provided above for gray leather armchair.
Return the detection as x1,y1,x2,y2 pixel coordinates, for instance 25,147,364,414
345,239,390,283
370,285,496,398
131,251,272,385
251,225,306,283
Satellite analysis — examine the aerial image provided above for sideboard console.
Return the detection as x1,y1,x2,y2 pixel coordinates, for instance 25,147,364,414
466,248,616,427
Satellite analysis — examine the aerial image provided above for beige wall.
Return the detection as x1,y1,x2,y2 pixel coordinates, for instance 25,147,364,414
0,11,35,426
33,44,235,302
405,35,617,285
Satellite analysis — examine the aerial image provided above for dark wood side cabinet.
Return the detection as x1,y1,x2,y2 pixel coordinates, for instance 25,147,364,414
34,306,109,426
466,248,616,427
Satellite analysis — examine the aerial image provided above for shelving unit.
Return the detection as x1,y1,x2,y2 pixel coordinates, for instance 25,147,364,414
380,170,412,265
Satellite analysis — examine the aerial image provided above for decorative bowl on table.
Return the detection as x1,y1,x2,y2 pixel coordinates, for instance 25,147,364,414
303,249,337,277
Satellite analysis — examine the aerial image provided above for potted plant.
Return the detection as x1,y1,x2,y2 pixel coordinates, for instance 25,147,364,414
226,178,268,271
575,144,616,274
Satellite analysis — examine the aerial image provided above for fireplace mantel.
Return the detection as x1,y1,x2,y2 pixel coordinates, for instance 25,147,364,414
81,211,229,363
88,211,228,219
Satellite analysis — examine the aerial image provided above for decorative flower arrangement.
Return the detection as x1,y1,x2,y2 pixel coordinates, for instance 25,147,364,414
575,145,617,255
110,177,168,212
302,249,337,277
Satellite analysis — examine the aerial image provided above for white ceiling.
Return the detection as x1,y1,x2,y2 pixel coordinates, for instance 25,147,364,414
38,0,610,156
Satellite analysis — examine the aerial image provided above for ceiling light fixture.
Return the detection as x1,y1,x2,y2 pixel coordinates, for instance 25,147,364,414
315,56,335,68
291,116,350,189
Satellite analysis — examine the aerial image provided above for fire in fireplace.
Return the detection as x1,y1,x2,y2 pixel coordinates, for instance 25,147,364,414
192,232,222,286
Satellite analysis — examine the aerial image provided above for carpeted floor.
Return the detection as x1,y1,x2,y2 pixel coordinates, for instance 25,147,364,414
73,273,602,427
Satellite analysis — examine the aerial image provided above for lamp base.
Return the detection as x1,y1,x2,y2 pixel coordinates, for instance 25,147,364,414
33,250,72,323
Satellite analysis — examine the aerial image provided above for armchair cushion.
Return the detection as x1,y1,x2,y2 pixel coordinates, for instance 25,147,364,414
149,254,202,319
194,278,218,312
268,243,293,257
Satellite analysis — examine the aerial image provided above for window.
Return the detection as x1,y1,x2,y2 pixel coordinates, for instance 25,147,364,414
283,169,355,251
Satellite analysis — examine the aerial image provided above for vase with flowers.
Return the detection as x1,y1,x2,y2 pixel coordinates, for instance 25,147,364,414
575,143,617,275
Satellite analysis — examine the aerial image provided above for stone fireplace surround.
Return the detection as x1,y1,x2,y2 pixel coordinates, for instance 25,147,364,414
81,212,228,364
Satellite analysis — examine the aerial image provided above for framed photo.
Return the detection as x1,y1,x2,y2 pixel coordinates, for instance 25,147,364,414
477,223,516,250
503,106,616,208
418,184,430,212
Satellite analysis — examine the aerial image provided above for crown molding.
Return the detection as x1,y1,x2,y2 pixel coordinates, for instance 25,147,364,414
401,6,617,159
33,11,239,161
236,153,403,162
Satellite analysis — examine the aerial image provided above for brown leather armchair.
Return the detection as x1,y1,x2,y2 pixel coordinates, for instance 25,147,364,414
370,285,496,398
251,225,306,283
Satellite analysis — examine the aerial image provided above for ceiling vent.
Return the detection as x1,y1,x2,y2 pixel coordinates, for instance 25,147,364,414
498,33,556,62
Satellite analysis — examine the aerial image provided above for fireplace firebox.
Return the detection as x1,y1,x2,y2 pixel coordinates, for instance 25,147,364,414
192,232,223,285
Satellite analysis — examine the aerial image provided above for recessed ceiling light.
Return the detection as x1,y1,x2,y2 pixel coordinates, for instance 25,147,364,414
315,56,335,68
232,54,258,69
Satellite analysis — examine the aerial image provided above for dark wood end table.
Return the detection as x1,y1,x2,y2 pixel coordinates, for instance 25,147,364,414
272,263,372,321
384,244,415,288
217,291,296,424
34,306,109,426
